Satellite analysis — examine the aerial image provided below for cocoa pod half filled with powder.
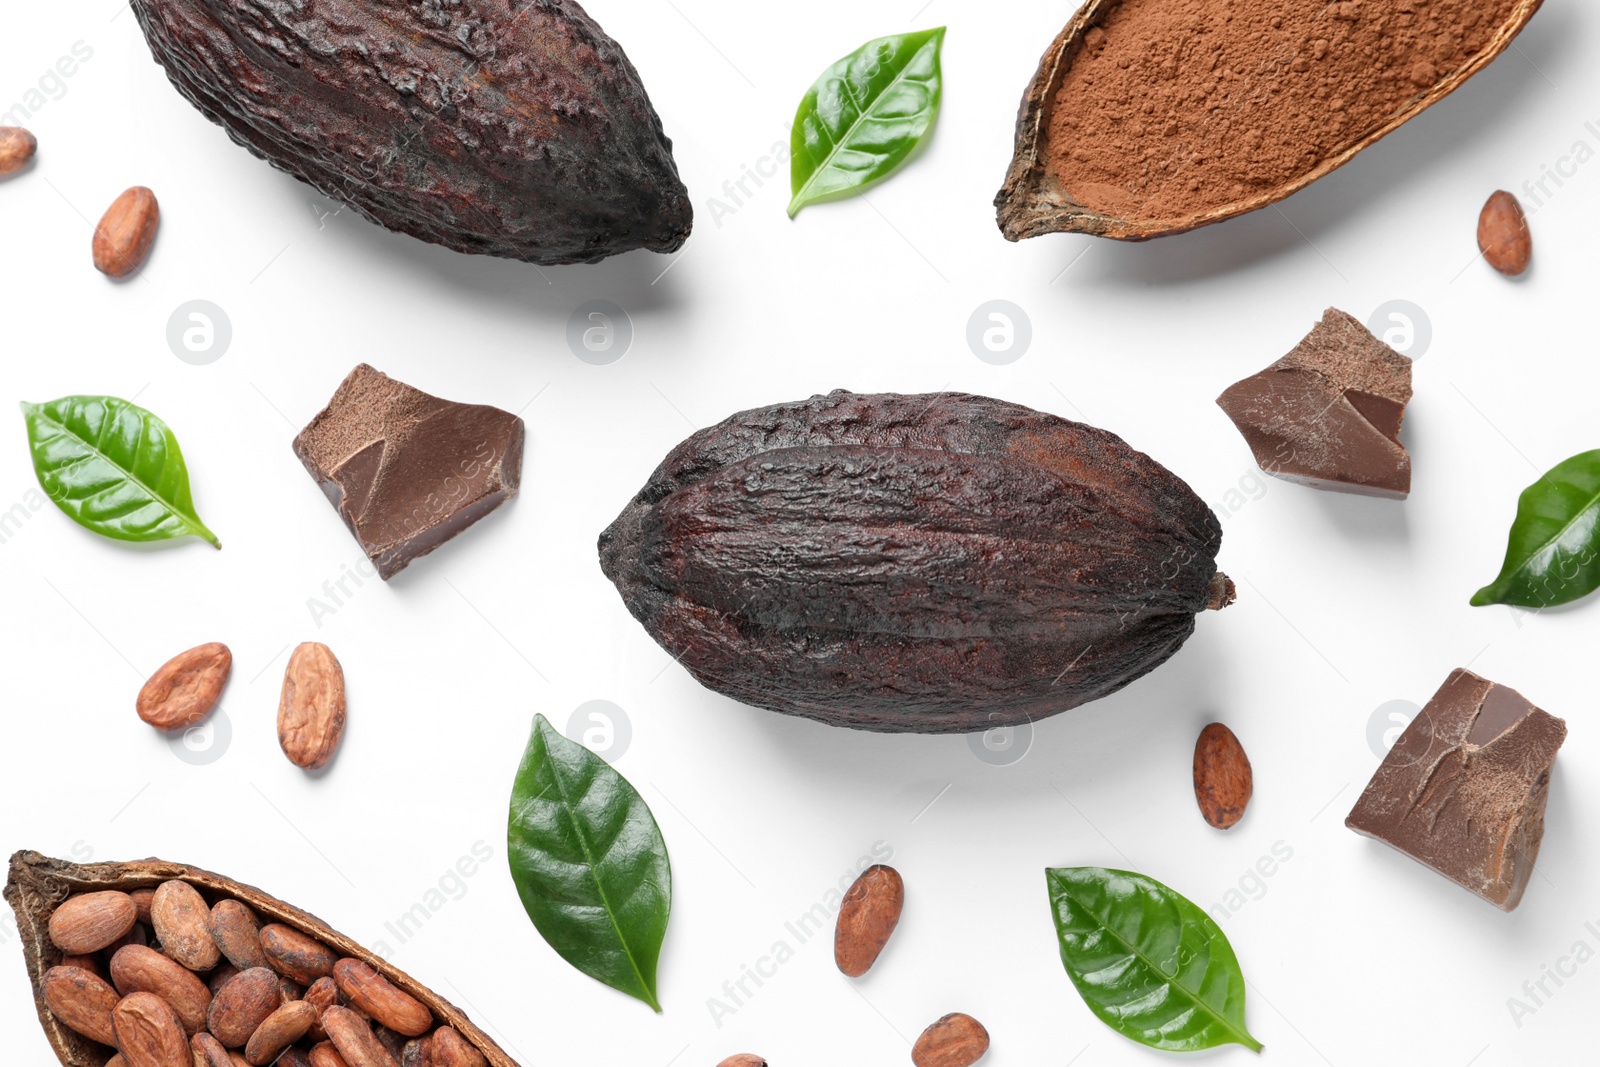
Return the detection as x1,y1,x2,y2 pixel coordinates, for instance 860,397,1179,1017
599,390,1232,733
996,0,1542,241
128,0,691,265
5,852,517,1067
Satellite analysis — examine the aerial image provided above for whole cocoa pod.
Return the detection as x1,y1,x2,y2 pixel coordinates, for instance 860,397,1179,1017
128,0,691,265
600,391,1232,733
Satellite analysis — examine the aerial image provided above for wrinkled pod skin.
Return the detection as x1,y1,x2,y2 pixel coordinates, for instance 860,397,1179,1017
600,391,1233,734
129,0,692,265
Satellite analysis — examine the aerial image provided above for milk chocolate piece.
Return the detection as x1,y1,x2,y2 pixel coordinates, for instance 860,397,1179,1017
1346,669,1566,911
1217,309,1412,499
293,365,523,579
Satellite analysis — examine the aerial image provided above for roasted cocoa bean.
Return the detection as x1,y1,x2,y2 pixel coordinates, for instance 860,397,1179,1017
41,965,120,1046
334,959,431,1037
834,865,905,977
323,1006,400,1067
207,967,282,1048
152,880,220,971
112,991,190,1067
110,945,212,1034
48,890,137,953
192,1032,233,1067
0,126,36,174
92,186,160,278
276,643,347,771
136,643,231,731
260,924,336,985
126,0,690,265
430,1028,486,1067
1478,190,1532,276
601,390,1231,733
1193,722,1253,830
911,1013,990,1067
244,1000,318,1065
209,899,268,971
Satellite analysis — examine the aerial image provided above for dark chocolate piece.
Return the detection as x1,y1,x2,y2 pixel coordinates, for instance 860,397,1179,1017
1217,308,1412,498
293,365,523,579
1346,669,1566,911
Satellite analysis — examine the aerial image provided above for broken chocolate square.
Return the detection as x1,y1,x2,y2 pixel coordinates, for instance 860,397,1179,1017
293,364,524,579
1346,669,1566,911
1217,308,1413,498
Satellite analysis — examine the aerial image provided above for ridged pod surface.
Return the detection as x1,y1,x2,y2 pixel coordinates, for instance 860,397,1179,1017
129,0,692,264
600,391,1232,733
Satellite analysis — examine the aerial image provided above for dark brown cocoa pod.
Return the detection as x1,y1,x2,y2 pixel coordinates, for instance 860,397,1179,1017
5,853,508,1067
600,390,1232,733
127,0,690,265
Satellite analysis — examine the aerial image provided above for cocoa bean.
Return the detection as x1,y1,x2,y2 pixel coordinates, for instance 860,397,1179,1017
1193,723,1253,830
126,0,690,265
911,1013,990,1067
334,959,431,1037
600,390,1231,732
1478,190,1532,276
112,991,191,1067
834,865,905,977
192,1032,233,1067
152,880,221,972
303,975,339,1041
430,1028,485,1067
208,898,267,971
59,953,101,976
137,643,231,731
131,888,156,923
400,1036,432,1067
92,186,160,278
260,924,336,985
309,1043,351,1067
48,891,138,953
323,1006,400,1067
41,965,120,1045
715,1057,768,1067
110,945,212,1034
0,126,36,174
207,963,240,995
207,968,282,1048
244,1000,318,1065
277,643,347,771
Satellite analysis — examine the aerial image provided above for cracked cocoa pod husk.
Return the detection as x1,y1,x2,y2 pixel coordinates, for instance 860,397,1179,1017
129,0,691,265
1217,308,1413,499
1346,670,1567,911
995,0,1542,242
5,852,519,1067
599,390,1233,734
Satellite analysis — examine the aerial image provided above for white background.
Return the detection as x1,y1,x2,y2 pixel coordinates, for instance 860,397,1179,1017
2,2,1596,1065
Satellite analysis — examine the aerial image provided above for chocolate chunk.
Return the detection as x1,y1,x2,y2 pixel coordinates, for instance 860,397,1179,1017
1346,669,1567,911
293,365,523,579
1217,308,1412,498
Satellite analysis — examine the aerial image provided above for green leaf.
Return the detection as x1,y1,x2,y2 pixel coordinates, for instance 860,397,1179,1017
1472,450,1600,608
788,27,946,217
507,714,671,1011
20,396,220,548
1046,867,1263,1054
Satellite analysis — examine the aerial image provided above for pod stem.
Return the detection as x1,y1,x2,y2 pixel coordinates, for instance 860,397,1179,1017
1207,572,1237,611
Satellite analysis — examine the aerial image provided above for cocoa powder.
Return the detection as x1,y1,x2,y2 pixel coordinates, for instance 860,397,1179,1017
1046,0,1523,219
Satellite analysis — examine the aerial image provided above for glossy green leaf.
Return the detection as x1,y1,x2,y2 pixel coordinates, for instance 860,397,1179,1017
1047,867,1263,1054
1472,450,1600,608
20,396,219,548
507,714,670,1011
788,27,946,217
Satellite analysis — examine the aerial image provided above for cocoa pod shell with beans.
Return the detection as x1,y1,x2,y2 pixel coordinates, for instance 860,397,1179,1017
995,0,1543,242
599,390,1232,733
126,0,691,265
4,852,518,1067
